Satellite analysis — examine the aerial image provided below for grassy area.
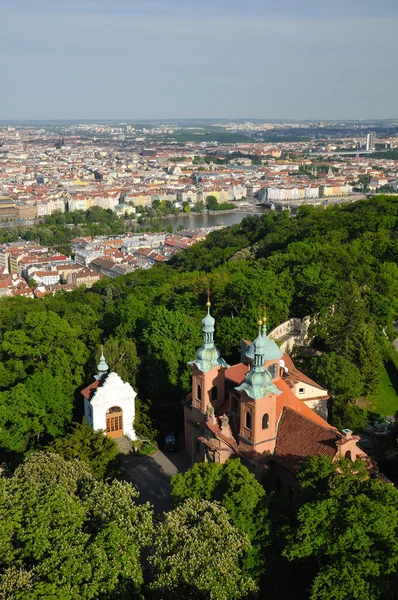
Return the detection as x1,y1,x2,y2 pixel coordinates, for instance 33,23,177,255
367,351,398,417
132,439,158,456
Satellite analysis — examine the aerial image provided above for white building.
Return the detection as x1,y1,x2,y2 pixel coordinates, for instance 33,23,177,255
81,352,137,440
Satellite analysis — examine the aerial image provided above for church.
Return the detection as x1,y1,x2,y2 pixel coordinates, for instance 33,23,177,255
81,349,137,440
184,302,374,495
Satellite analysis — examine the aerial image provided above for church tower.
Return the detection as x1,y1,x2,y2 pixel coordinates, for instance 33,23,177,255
235,318,282,455
188,299,228,415
185,300,228,461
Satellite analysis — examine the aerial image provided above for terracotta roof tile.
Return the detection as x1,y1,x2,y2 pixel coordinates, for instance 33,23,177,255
225,363,249,384
274,407,339,471
81,375,106,400
275,378,331,428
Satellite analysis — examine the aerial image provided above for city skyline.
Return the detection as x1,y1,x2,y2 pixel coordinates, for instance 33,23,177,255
1,0,398,120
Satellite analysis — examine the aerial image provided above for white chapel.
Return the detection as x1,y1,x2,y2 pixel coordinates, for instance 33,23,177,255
81,350,137,440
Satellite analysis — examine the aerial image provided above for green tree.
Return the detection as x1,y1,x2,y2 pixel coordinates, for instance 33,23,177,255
313,353,363,404
141,306,201,427
171,460,269,578
0,453,153,599
0,372,72,453
148,498,257,600
47,420,120,478
345,322,382,395
206,195,218,211
102,336,140,386
284,456,398,600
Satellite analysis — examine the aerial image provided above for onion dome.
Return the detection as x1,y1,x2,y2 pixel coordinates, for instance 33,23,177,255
94,346,109,380
236,321,281,400
188,301,228,373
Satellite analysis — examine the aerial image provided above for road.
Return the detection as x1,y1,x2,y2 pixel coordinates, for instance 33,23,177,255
120,449,190,513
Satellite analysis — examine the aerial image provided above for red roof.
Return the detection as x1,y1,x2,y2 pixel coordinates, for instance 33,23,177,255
274,407,339,471
274,377,331,428
225,363,249,384
81,375,106,400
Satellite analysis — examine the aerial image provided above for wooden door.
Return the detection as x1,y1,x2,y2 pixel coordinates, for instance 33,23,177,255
106,406,123,438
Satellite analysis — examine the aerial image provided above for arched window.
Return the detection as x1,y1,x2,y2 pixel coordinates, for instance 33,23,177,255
268,363,276,379
245,411,252,430
197,384,202,401
262,413,269,429
211,386,218,402
345,450,352,460
230,396,238,413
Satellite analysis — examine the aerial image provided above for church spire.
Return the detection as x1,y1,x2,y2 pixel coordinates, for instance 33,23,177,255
95,345,109,380
188,298,228,373
236,317,281,400
202,295,215,347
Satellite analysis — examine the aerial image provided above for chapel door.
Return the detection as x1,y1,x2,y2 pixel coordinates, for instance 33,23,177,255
106,406,123,438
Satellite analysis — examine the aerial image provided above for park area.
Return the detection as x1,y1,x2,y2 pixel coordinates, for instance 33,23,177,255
366,348,398,417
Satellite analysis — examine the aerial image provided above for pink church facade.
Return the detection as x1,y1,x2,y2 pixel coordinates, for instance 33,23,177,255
184,305,375,495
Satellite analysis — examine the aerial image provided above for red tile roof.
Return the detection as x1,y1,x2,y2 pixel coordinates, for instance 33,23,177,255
225,363,250,384
274,378,331,428
274,407,339,471
81,375,106,400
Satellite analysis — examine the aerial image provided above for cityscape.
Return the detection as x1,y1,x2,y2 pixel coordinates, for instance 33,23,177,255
1,1,398,600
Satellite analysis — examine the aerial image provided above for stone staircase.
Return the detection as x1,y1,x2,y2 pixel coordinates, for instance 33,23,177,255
115,436,134,455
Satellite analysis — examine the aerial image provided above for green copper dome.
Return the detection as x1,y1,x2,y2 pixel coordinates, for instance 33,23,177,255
189,303,228,373
94,347,109,380
246,323,282,362
237,323,281,400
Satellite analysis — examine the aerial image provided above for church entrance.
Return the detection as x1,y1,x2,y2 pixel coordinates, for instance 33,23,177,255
106,406,123,438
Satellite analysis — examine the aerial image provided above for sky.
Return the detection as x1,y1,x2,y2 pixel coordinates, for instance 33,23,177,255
1,0,397,120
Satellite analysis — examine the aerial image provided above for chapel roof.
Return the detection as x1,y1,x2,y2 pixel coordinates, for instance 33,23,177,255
81,374,106,400
273,407,340,472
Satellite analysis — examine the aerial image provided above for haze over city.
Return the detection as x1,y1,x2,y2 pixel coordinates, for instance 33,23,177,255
1,0,398,120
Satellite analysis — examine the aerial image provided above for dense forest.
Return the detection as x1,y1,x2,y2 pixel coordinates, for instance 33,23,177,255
0,196,398,598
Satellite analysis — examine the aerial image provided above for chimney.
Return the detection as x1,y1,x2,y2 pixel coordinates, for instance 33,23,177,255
342,428,352,440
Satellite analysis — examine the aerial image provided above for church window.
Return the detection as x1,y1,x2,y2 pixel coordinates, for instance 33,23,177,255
268,363,276,379
211,386,218,402
231,396,238,413
262,413,269,429
245,411,252,430
345,450,352,460
197,384,202,401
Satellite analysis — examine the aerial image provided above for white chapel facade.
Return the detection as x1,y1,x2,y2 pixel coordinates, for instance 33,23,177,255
81,350,137,440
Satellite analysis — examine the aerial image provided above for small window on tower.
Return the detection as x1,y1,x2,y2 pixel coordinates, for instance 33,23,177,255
262,413,269,429
245,411,252,430
197,384,202,401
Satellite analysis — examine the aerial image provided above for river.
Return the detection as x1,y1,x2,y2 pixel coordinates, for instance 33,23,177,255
130,210,266,233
